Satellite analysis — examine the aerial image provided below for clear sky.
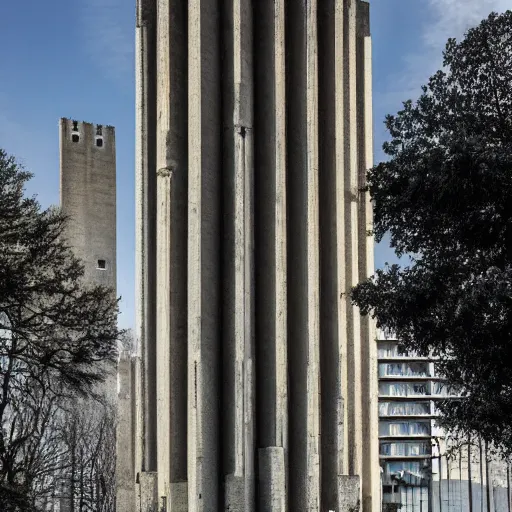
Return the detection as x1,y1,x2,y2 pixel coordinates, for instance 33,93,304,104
0,0,508,329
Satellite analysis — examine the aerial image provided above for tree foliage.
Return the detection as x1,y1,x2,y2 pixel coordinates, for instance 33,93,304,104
0,149,121,509
352,11,512,453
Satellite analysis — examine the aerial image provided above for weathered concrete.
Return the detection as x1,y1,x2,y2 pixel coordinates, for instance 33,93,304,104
357,4,380,510
155,0,188,502
135,0,158,473
254,2,288,507
222,1,255,511
286,0,321,509
258,447,286,512
138,471,158,512
60,117,119,510
318,0,348,508
339,476,361,512
117,354,136,512
187,1,222,510
170,481,189,511
130,1,379,510
345,0,363,484
225,475,245,511
59,118,116,295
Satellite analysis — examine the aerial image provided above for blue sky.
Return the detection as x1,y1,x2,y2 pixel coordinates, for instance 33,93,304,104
0,0,508,329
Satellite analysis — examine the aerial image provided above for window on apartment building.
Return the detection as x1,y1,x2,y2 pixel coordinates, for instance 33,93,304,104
379,382,429,397
379,362,430,378
379,421,431,437
380,441,430,456
379,402,431,417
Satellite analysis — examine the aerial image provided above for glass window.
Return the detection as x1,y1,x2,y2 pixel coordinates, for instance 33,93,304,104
379,401,431,416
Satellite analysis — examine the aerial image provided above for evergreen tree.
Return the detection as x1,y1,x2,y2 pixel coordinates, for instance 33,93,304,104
352,11,512,454
0,149,121,509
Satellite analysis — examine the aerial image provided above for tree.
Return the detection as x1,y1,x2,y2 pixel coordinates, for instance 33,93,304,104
59,400,117,512
0,149,121,509
352,11,512,454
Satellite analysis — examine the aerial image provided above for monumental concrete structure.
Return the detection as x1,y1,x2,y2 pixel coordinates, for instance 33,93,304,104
130,1,378,510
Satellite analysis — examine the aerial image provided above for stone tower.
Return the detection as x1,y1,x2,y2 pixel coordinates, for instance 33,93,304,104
59,118,116,293
132,1,379,511
59,118,117,511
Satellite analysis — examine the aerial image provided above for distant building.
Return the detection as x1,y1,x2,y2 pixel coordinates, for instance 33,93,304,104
59,118,116,294
58,118,117,512
378,330,511,511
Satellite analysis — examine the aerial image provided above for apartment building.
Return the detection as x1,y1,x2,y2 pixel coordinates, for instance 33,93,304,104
378,330,511,511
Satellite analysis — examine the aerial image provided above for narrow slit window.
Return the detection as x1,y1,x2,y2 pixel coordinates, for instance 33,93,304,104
97,259,106,270
72,134,79,143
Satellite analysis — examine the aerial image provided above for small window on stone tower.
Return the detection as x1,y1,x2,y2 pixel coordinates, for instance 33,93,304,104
97,259,106,270
72,134,79,143
96,138,103,148
72,120,78,131
96,125,103,136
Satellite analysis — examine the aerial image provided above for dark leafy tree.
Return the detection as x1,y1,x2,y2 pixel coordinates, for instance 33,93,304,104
0,149,121,509
351,11,512,454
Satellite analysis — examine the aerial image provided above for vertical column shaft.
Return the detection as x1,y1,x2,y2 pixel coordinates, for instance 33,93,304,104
116,355,135,512
357,3,379,510
136,0,158,473
187,0,222,509
222,0,255,509
319,0,349,509
135,15,145,477
344,0,363,480
254,0,288,509
155,0,188,500
286,0,321,510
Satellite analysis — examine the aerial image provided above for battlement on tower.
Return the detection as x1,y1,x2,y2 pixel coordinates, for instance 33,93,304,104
60,117,115,149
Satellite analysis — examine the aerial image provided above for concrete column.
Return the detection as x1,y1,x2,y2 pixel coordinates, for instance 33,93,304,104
259,448,286,512
357,3,380,511
117,354,135,512
155,0,188,504
339,476,361,512
345,0,363,482
222,0,255,510
135,0,158,473
133,355,144,491
187,0,222,509
134,11,146,484
318,0,349,509
286,0,321,510
137,472,158,512
254,1,288,509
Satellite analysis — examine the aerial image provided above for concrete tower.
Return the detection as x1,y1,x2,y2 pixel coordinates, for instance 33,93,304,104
59,118,116,293
131,1,378,510
59,118,117,511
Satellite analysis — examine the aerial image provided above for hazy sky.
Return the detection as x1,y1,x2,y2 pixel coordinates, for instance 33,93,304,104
0,0,509,329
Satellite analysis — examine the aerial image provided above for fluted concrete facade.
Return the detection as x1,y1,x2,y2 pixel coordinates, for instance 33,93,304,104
132,1,378,510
